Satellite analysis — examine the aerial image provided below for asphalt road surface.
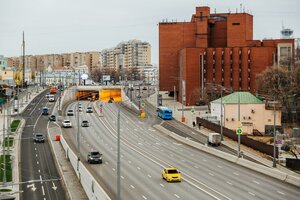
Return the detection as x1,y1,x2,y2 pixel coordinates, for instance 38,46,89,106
62,100,300,200
20,90,67,200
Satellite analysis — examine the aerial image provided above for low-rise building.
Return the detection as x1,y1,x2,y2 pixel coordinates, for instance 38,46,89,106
210,92,281,135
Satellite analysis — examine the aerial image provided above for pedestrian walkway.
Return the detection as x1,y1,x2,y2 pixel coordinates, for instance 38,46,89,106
147,91,300,177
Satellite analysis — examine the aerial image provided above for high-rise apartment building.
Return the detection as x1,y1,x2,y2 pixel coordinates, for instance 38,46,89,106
101,39,152,72
159,6,295,106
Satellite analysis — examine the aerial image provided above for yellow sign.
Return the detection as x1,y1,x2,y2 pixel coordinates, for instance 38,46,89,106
236,127,243,135
100,89,122,102
237,122,242,127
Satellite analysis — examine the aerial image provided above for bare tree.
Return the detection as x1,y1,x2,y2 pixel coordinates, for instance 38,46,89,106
256,65,300,122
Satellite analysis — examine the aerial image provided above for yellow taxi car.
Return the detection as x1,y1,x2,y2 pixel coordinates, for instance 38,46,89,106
162,167,182,182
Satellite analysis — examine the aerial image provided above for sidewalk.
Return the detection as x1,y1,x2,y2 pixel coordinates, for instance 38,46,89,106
147,91,300,177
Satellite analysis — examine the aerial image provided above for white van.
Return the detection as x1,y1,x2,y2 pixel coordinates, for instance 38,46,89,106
207,132,221,146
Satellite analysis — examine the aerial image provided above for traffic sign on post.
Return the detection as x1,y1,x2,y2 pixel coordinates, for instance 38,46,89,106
236,127,243,135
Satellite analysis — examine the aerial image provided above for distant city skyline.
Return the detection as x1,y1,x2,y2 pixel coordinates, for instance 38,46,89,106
1,0,299,64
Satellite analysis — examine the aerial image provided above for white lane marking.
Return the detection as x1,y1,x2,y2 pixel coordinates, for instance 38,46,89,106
137,167,141,170
147,174,151,178
138,142,143,145
36,154,38,157
217,165,222,168
40,175,43,183
174,194,180,198
134,129,138,131
226,181,232,185
190,154,194,156
194,166,199,169
126,121,129,123
233,172,239,176
191,132,196,135
253,180,260,185
142,195,147,200
105,161,108,165
277,191,285,195
35,148,37,151
42,185,45,195
121,176,124,179
128,160,132,164
130,185,135,189
112,168,115,171
209,173,214,176
160,183,164,188
38,169,41,173
248,192,255,196
37,161,39,165
181,159,185,162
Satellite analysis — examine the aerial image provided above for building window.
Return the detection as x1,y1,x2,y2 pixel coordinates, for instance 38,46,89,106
232,22,240,26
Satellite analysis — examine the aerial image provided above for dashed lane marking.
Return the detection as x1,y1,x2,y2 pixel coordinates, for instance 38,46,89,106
253,180,260,185
160,183,164,188
226,181,232,185
248,192,255,196
112,168,115,171
209,173,214,176
130,185,135,189
217,165,222,168
137,167,141,170
142,195,147,199
121,176,124,179
147,174,151,178
233,172,239,176
277,191,285,195
174,194,180,198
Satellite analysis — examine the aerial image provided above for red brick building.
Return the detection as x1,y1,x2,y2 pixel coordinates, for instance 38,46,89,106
159,6,294,105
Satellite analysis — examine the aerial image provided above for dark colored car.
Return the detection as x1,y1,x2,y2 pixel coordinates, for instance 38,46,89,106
49,115,56,121
195,101,207,106
81,120,89,127
87,151,102,164
34,133,45,143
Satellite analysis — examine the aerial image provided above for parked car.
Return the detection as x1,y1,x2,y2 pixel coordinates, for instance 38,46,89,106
195,101,207,106
81,120,89,127
49,115,56,121
34,133,45,143
87,151,103,164
62,120,72,128
67,110,74,116
162,167,182,182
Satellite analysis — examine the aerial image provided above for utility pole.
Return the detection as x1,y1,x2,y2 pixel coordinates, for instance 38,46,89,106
2,102,6,186
220,88,223,141
117,106,121,200
22,31,25,89
237,92,241,158
174,85,176,114
273,96,277,167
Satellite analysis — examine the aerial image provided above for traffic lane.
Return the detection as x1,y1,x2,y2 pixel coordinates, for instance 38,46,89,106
66,102,219,200
20,91,66,200
82,110,218,200
102,103,300,200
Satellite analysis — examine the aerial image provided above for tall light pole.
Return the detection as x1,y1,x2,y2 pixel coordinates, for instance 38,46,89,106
117,106,121,200
220,88,224,141
273,97,277,167
237,92,241,158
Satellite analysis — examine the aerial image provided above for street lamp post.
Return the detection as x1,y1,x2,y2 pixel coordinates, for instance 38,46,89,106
273,97,277,167
237,92,241,158
220,88,223,141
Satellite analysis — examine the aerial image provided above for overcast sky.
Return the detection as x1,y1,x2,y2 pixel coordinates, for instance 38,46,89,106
1,0,299,64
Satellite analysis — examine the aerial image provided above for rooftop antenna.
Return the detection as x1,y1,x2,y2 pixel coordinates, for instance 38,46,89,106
236,8,238,13
228,9,231,13
214,8,216,14
240,3,242,13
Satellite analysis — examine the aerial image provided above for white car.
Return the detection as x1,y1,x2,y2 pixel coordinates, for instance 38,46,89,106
49,95,55,102
67,110,74,116
62,120,72,128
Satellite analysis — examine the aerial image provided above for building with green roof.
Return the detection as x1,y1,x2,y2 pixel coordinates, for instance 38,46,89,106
210,92,281,135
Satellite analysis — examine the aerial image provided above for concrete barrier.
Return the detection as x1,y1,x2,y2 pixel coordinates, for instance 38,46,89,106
155,125,300,187
60,136,111,200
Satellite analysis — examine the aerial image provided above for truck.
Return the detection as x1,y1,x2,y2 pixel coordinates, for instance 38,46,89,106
207,132,221,146
50,86,57,94
42,107,49,115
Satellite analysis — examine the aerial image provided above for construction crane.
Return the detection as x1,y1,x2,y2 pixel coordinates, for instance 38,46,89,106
14,64,23,87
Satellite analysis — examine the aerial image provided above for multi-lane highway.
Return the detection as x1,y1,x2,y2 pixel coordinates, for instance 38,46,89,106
62,100,300,200
20,91,67,200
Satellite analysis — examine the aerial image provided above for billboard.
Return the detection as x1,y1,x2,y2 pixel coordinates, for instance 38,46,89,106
103,75,111,81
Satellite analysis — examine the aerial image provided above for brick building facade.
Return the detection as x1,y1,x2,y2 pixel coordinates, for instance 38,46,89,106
159,6,294,106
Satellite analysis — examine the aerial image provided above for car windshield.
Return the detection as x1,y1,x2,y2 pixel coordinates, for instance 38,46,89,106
64,120,70,123
68,110,73,112
168,169,178,174
87,107,92,109
91,152,100,157
36,134,43,138
83,120,88,123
